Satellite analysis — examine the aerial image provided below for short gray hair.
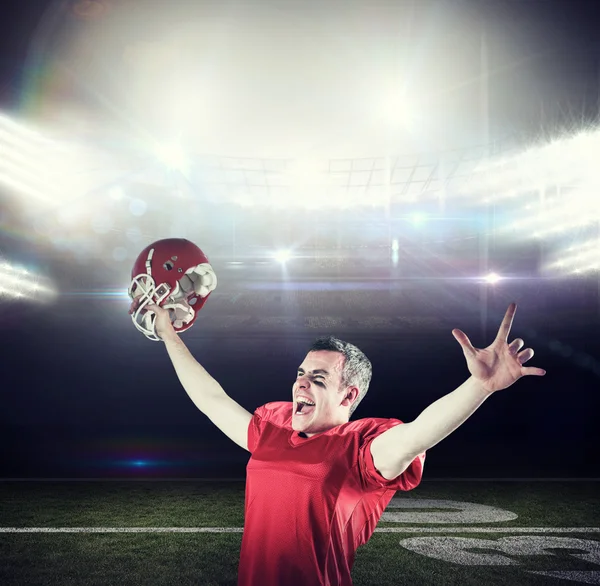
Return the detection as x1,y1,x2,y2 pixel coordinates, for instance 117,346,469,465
308,336,372,418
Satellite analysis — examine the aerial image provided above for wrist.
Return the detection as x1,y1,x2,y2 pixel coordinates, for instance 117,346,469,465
160,328,179,344
469,376,495,397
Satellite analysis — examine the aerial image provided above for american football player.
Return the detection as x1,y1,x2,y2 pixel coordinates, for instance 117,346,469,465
143,300,544,586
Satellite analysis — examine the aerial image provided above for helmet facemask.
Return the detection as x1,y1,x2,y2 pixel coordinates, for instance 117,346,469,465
128,263,216,341
128,274,171,341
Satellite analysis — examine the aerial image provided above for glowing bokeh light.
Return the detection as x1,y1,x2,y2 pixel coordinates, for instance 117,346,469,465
410,213,426,226
154,142,188,172
274,249,292,264
129,199,147,216
484,272,501,284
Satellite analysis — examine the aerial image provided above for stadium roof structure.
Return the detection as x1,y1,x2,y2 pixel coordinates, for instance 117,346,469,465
147,135,524,210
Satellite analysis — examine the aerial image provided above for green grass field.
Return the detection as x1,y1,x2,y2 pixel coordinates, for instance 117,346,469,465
1,480,599,585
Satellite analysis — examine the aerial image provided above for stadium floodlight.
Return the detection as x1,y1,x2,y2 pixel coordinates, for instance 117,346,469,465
0,261,57,302
0,112,51,145
505,185,600,240
465,128,600,205
109,186,125,200
0,111,98,208
483,272,501,284
0,114,60,205
381,88,415,127
543,238,600,275
154,142,188,172
273,249,292,264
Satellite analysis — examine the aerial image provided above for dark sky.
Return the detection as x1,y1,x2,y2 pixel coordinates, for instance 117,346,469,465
1,0,599,480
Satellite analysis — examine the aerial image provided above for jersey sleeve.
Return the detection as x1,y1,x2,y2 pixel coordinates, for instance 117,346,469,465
247,404,269,454
247,402,292,453
358,419,425,491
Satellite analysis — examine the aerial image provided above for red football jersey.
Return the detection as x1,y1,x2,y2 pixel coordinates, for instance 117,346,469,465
238,402,425,586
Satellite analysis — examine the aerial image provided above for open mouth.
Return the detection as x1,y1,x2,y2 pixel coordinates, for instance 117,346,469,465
295,402,316,416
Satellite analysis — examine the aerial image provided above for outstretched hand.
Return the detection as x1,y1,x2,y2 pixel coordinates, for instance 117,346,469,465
451,303,546,394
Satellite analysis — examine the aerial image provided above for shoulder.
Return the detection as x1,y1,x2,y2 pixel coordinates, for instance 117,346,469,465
247,402,293,454
342,416,405,442
252,401,293,426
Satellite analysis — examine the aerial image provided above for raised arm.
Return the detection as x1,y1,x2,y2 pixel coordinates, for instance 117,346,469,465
148,304,253,452
371,303,546,480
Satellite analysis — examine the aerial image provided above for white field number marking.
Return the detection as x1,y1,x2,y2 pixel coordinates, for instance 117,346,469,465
399,536,600,566
382,498,518,524
387,499,600,582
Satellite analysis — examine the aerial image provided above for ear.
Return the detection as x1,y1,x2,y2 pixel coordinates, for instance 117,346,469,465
341,386,360,407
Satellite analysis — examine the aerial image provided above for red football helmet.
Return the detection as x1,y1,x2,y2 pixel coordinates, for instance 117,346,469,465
128,238,217,341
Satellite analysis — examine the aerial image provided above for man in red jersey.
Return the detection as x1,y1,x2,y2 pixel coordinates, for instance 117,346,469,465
146,302,544,585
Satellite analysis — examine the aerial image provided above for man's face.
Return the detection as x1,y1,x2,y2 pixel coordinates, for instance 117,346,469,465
291,350,358,437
